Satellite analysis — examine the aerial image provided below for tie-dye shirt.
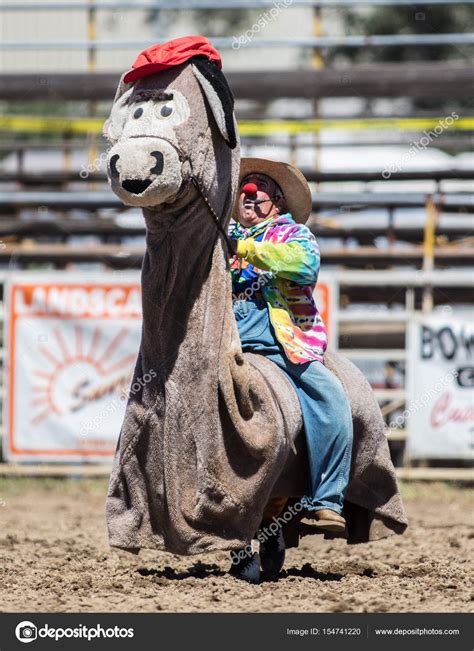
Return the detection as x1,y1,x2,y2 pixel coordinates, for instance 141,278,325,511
230,213,327,364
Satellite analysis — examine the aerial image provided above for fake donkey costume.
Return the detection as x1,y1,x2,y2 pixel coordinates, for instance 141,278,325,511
104,36,407,565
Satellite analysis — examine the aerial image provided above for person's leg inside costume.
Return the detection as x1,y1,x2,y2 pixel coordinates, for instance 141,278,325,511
233,299,353,516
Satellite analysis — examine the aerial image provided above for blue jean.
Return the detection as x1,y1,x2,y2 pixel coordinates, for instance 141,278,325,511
233,299,353,514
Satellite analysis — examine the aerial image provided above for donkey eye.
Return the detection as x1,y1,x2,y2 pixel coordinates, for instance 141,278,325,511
133,107,144,119
155,101,174,119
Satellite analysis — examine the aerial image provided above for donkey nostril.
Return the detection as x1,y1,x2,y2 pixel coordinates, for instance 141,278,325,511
109,154,120,178
150,151,164,176
121,179,153,194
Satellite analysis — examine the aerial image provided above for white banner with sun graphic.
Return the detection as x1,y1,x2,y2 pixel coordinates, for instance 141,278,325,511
4,273,143,462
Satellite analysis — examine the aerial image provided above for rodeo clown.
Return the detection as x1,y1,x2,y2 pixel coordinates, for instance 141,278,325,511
229,158,353,575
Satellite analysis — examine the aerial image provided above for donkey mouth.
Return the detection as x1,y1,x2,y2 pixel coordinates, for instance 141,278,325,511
121,179,153,195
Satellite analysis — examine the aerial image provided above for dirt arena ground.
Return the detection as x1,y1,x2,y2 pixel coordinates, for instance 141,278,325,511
0,478,472,613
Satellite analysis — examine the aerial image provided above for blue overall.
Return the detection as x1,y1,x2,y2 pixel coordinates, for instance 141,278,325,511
233,298,353,514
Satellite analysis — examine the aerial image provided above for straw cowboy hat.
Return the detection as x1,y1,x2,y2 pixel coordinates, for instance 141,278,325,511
233,157,313,224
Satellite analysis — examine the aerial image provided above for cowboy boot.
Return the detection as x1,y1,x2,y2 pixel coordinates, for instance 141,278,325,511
300,508,347,533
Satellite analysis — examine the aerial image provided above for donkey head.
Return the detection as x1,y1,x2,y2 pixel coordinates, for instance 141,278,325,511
104,55,239,211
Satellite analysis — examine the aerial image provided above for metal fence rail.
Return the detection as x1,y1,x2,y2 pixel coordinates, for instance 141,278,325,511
2,138,472,156
3,219,473,244
2,66,474,100
1,243,473,268
2,34,474,50
2,190,472,211
2,169,474,185
1,1,473,9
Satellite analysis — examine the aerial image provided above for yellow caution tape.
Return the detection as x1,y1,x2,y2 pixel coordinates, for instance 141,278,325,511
0,115,473,135
0,115,103,135
240,117,474,134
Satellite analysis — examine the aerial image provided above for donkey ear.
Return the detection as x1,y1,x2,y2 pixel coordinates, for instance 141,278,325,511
191,57,237,149
103,73,134,143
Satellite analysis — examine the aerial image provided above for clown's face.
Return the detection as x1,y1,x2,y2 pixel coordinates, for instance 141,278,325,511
237,173,286,228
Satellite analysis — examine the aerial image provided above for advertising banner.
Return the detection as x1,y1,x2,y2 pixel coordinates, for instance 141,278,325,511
314,274,336,345
407,314,474,459
4,274,142,462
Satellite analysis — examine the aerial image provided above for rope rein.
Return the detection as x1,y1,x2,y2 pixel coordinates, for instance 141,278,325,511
190,175,237,258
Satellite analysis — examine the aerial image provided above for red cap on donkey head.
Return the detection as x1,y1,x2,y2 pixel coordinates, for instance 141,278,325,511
123,36,222,83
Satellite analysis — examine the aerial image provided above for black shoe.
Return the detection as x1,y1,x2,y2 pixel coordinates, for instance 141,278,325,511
259,525,285,579
228,548,261,584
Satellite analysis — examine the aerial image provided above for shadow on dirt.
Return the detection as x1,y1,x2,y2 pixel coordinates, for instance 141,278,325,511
138,561,352,583
137,561,226,581
283,563,344,582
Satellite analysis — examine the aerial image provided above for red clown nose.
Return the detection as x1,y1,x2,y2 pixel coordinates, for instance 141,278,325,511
242,183,258,195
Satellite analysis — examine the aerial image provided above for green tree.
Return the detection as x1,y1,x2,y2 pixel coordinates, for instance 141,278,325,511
329,4,474,64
